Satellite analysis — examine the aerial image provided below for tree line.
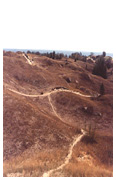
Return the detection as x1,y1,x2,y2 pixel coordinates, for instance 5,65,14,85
27,50,67,60
27,50,112,81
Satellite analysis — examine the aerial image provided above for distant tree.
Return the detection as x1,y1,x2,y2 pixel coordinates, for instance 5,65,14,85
52,51,55,59
92,56,107,79
102,51,106,57
27,50,31,54
90,52,94,56
100,83,105,95
70,52,80,61
49,52,53,59
79,52,82,56
59,53,64,59
37,51,66,60
35,51,40,55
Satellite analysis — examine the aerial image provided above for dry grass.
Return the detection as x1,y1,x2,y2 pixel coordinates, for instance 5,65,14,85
56,133,113,177
63,162,112,177
3,51,113,177
3,147,68,177
4,132,113,177
61,132,113,177
72,133,113,166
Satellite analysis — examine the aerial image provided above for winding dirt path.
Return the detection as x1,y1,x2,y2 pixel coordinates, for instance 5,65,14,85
5,86,90,177
5,85,93,127
6,86,93,126
48,94,76,127
7,87,92,98
48,94,61,120
42,129,86,177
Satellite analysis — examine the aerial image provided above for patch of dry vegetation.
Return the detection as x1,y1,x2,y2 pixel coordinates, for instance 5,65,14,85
62,133,113,177
50,132,112,177
3,147,68,177
63,161,112,177
4,133,113,177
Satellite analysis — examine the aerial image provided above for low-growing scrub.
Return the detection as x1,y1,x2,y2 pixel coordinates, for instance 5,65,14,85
3,147,68,177
81,135,97,144
63,162,112,177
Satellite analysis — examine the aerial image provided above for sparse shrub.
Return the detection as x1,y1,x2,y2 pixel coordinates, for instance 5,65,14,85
82,121,97,144
83,106,93,114
64,77,71,83
81,134,96,144
82,128,96,144
100,83,105,95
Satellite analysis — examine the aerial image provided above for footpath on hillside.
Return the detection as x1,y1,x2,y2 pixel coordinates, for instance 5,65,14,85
42,129,86,177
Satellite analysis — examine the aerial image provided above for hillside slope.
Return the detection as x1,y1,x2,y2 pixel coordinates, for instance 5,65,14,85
3,51,113,177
